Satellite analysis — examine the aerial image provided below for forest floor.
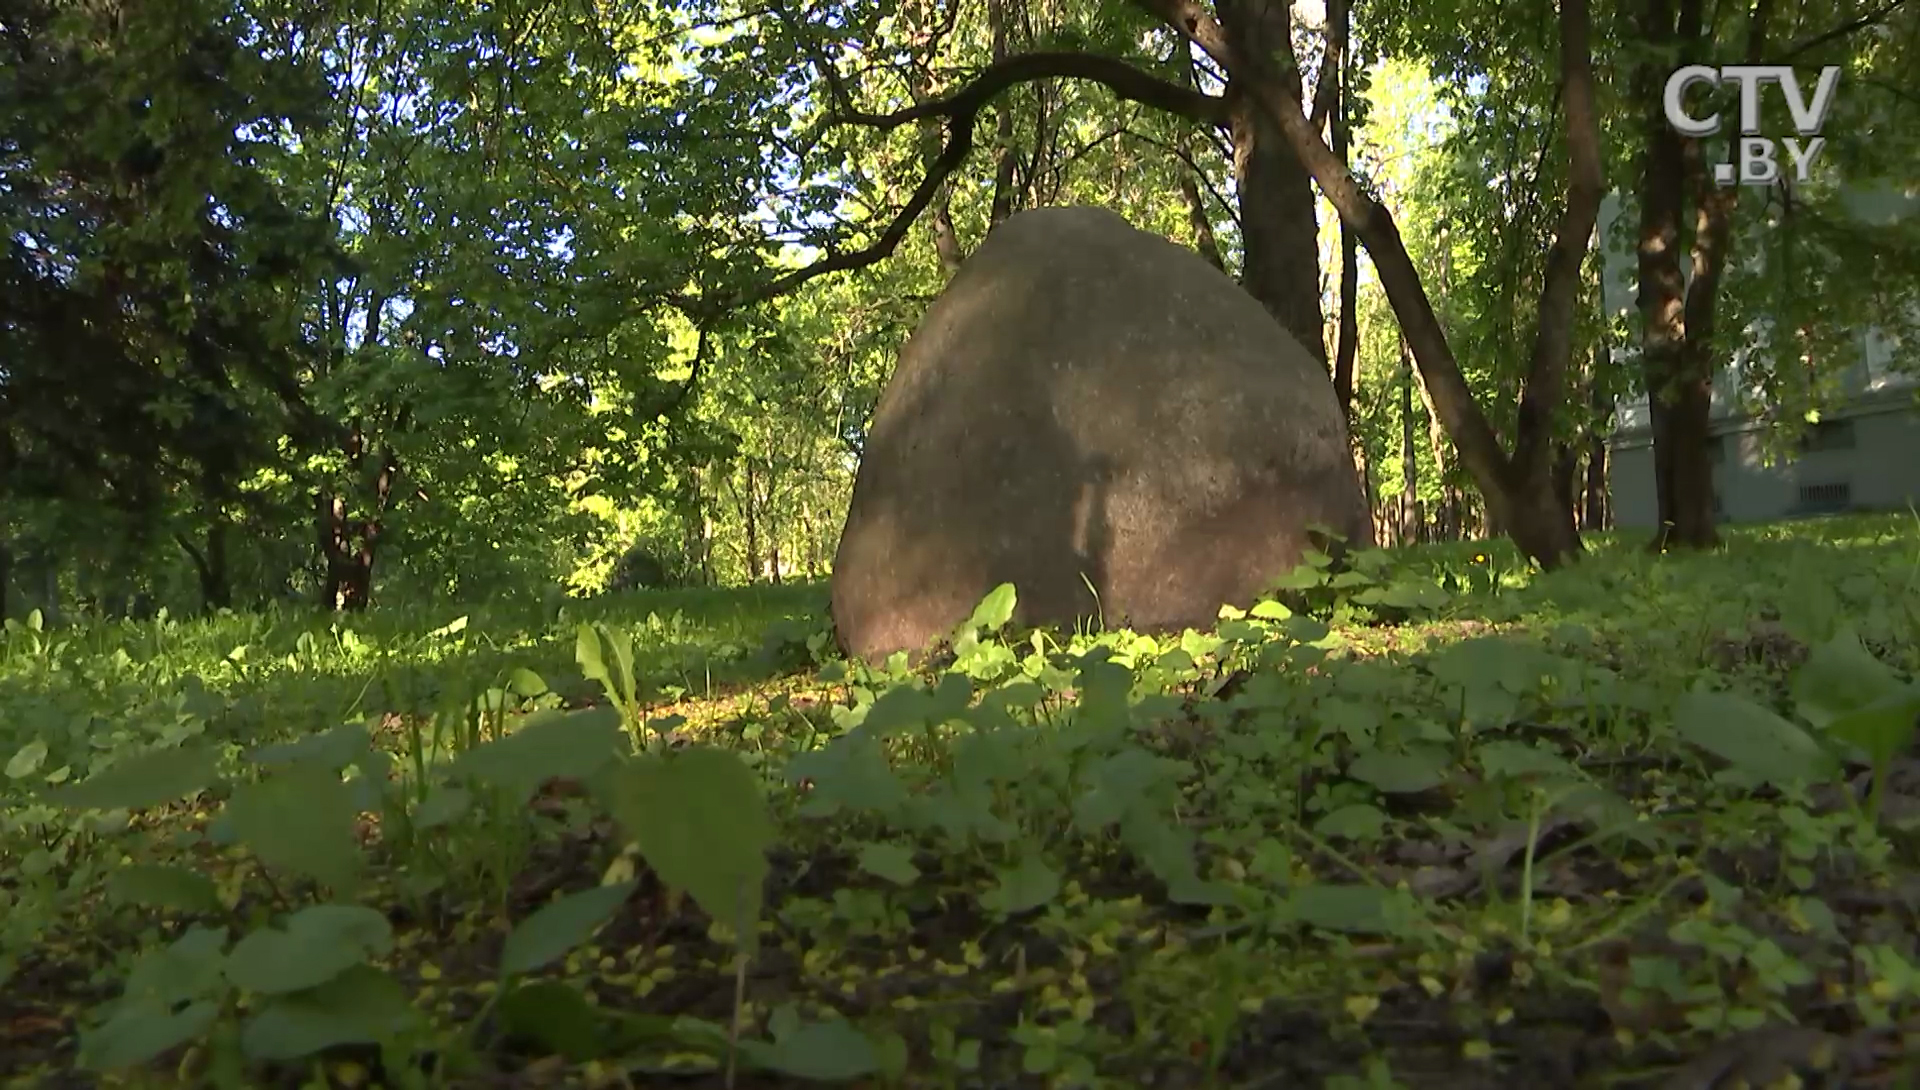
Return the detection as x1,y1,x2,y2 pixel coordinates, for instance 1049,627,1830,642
4,515,1920,1089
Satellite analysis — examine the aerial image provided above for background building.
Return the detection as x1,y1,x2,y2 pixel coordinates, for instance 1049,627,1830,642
1600,189,1920,528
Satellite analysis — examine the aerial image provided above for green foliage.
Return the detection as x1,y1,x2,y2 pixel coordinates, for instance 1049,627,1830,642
1675,627,1920,823
605,746,773,947
500,882,638,977
6,517,1920,1083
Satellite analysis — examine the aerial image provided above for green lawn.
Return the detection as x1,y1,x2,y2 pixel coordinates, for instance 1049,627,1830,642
4,514,1919,1088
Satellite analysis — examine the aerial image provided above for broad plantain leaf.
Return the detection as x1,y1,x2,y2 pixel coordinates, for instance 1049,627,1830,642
605,747,772,947
224,763,363,892
240,964,418,1061
963,583,1018,634
498,980,606,1061
79,998,220,1072
44,743,220,811
106,864,221,914
1348,746,1449,793
500,881,636,977
225,905,393,996
1674,690,1840,787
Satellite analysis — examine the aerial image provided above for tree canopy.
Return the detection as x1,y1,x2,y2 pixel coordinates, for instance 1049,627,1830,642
3,0,1916,616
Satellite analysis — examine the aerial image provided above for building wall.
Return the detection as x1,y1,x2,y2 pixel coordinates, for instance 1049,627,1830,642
1609,398,1920,529
1598,189,1920,528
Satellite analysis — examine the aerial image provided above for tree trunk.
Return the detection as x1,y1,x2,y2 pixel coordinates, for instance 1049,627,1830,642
1552,442,1580,531
40,556,60,626
317,421,397,611
988,0,1020,228
1329,0,1358,419
907,0,966,275
1398,335,1419,544
177,524,231,613
1175,47,1226,270
1635,0,1704,551
1584,310,1613,530
319,491,378,611
1635,0,1767,551
1219,0,1328,364
1584,431,1609,530
1144,0,1599,569
182,462,235,612
741,460,761,583
1352,434,1377,542
1411,360,1455,541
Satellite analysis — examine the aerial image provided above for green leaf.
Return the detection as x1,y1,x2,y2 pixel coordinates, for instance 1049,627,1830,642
1283,616,1334,644
445,705,625,803
240,965,419,1061
248,723,370,772
979,853,1060,915
1347,747,1449,793
1314,804,1391,841
1673,691,1840,787
123,926,229,1007
79,998,220,1071
498,980,606,1062
603,626,638,708
1283,883,1415,935
964,583,1018,633
1477,741,1578,780
44,743,220,811
576,624,616,702
6,739,48,779
1825,688,1920,771
414,786,472,829
786,732,909,814
106,864,221,914
605,747,771,947
224,764,363,892
506,668,550,698
1270,566,1327,590
741,1014,881,1080
1793,627,1905,729
500,881,637,977
1249,599,1292,620
856,842,921,886
224,905,393,996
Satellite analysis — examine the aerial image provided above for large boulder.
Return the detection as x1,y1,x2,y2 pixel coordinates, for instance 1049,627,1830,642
830,205,1370,662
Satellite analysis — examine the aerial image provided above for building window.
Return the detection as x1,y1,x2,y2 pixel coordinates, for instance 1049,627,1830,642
1799,419,1856,452
1798,481,1852,512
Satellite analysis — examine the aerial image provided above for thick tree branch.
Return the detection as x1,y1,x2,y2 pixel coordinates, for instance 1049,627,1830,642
723,51,1226,310
832,51,1229,130
1509,0,1603,480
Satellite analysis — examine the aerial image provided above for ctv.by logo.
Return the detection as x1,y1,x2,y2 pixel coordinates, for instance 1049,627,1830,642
1664,65,1842,187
